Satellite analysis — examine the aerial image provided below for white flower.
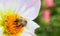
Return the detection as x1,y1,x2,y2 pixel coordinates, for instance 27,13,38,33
0,0,41,36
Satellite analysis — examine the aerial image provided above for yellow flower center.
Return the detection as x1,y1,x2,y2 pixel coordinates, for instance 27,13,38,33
4,14,24,35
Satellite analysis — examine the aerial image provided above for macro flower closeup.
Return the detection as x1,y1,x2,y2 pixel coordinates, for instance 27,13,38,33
0,0,41,36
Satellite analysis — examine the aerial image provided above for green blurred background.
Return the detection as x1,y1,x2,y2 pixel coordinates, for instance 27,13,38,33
35,0,60,36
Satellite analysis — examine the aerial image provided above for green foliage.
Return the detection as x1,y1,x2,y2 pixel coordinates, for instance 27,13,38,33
34,0,60,36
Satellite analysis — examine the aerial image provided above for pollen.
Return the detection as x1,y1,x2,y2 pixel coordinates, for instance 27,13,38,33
4,14,24,35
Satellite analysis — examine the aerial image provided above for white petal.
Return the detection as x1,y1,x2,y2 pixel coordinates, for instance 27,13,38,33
0,0,24,12
0,0,41,20
3,0,24,11
18,0,41,20
0,2,4,12
0,27,4,36
21,20,40,36
21,29,36,36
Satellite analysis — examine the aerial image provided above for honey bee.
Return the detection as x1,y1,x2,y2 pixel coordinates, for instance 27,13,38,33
14,18,27,27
